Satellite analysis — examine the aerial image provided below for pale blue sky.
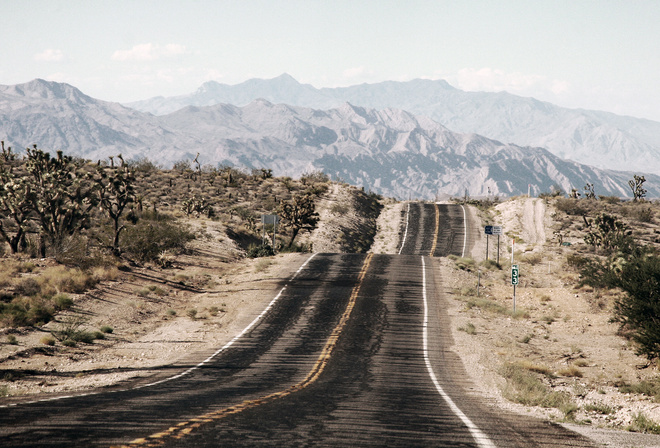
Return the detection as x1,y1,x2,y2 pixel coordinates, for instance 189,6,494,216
2,0,660,120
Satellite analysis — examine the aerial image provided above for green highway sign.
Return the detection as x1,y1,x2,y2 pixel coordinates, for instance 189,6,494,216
511,264,519,285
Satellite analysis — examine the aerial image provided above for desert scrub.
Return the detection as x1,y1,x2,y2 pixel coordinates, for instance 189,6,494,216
618,378,660,399
558,365,584,378
449,255,476,271
464,296,529,319
499,362,573,414
186,308,198,320
40,335,56,346
628,413,660,434
254,259,272,273
40,266,98,294
458,322,476,335
121,214,195,263
584,402,615,415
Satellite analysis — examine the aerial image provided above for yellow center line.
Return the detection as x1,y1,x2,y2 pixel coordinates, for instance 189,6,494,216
430,203,440,257
112,253,374,448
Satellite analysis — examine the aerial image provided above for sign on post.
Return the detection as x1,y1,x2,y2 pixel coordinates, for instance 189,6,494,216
485,226,503,262
511,264,519,285
261,214,279,248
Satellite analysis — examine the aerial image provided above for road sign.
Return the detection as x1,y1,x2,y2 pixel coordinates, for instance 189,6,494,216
261,214,279,225
485,225,503,235
511,264,519,285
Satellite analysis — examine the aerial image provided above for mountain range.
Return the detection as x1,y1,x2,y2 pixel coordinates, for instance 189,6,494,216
128,74,660,176
0,78,658,199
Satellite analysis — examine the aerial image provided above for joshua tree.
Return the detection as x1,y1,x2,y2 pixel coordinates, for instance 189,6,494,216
278,193,319,248
629,175,647,201
25,146,98,257
96,154,135,254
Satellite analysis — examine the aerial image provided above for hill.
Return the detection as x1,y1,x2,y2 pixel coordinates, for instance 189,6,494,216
127,74,660,175
2,79,659,199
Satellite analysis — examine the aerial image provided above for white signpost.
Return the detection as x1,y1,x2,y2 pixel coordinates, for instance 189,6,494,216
261,214,279,248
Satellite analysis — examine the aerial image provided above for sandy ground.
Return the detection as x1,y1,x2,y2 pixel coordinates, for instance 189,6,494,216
444,197,660,447
3,193,660,447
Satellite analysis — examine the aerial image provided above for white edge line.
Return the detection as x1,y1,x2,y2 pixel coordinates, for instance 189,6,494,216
398,202,411,255
140,252,318,388
0,253,319,407
421,256,496,448
460,204,467,258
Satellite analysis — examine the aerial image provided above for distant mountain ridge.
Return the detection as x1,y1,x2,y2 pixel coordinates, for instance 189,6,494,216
127,74,660,175
1,78,658,200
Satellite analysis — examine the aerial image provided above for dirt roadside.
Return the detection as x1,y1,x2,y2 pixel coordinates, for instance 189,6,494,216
444,196,660,447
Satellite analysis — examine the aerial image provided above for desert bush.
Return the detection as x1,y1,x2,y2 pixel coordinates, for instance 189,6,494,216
13,277,42,297
628,413,660,434
618,378,660,399
52,293,73,310
51,315,97,344
599,195,621,204
555,198,588,216
580,244,660,362
247,244,275,259
458,322,476,335
0,297,55,327
499,362,572,411
583,402,615,415
121,215,194,263
40,335,56,346
40,266,97,294
450,256,476,271
99,325,113,334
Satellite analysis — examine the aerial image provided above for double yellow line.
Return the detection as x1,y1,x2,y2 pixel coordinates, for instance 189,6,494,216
114,253,374,448
430,203,440,257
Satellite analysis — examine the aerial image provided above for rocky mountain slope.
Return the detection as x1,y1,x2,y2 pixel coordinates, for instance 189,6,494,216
2,79,657,200
128,74,660,175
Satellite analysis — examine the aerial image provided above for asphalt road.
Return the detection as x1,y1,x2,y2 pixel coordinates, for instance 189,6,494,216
0,203,597,447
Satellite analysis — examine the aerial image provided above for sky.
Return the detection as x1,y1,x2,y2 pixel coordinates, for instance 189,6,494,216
2,0,660,121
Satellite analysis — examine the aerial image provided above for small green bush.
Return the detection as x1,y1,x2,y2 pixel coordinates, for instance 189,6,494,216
52,294,73,310
458,322,476,335
122,216,195,263
628,413,660,434
14,277,41,296
247,244,274,258
100,325,113,334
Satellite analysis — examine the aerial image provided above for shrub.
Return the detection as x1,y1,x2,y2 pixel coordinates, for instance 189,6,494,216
555,198,587,216
14,277,42,297
247,243,275,258
99,325,113,334
40,266,97,294
52,294,73,310
186,308,197,320
628,413,660,434
40,335,56,346
122,216,195,263
458,322,476,335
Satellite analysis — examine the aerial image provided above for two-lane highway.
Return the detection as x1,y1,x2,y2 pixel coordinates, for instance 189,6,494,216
0,202,596,447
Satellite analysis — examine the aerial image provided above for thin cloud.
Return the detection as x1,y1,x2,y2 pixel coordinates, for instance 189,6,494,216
112,43,187,61
34,49,65,62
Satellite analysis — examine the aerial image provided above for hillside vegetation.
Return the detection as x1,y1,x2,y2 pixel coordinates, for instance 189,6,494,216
0,146,381,393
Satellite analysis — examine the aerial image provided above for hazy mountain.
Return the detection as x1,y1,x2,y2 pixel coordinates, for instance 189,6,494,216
1,79,657,200
127,75,660,175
